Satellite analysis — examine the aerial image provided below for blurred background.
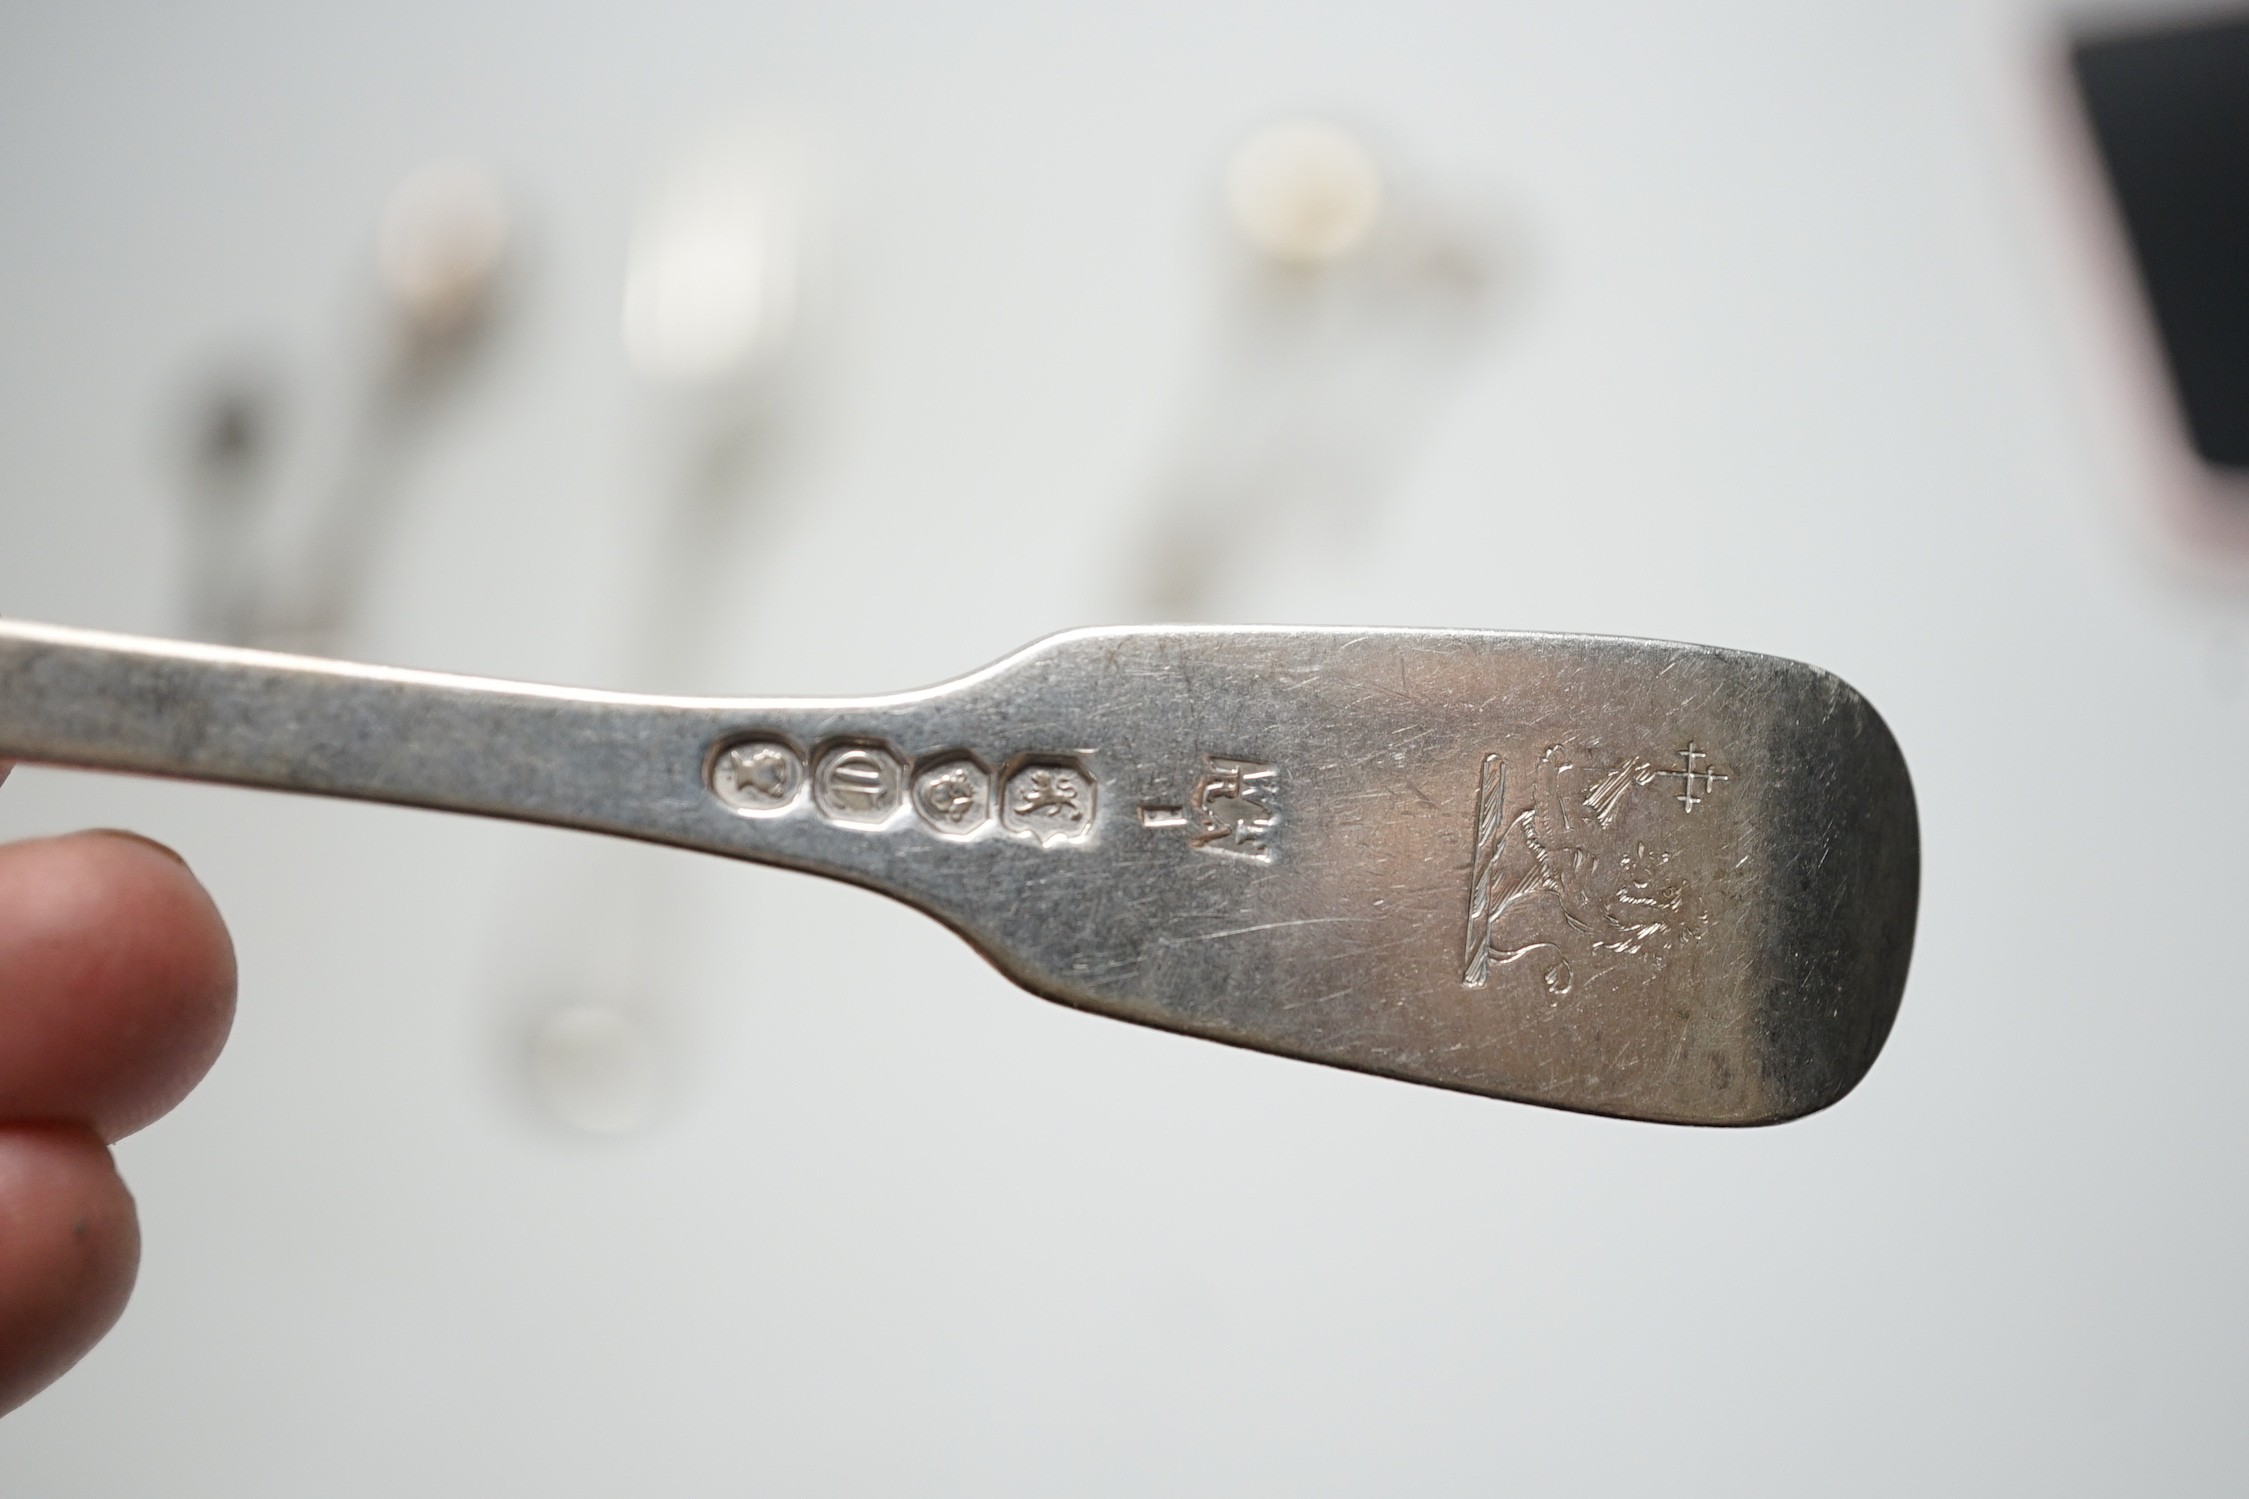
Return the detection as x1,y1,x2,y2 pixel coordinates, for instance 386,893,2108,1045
1,0,2246,1491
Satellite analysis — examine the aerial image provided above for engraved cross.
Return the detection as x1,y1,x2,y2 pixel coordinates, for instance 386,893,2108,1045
1661,742,1730,813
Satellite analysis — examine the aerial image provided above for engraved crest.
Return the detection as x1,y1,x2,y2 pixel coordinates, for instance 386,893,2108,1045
1460,743,1714,993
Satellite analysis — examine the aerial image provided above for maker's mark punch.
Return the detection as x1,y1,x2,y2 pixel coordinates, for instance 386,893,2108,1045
1139,755,1279,861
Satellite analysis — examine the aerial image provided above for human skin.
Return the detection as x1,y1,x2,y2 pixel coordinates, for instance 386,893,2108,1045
0,766,238,1414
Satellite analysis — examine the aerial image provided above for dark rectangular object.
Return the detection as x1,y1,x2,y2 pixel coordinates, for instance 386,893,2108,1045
2074,14,2249,470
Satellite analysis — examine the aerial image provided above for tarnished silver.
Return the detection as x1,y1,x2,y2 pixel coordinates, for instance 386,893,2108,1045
0,619,1917,1125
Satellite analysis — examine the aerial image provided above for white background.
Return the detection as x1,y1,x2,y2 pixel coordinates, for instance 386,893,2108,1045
2,0,2246,1491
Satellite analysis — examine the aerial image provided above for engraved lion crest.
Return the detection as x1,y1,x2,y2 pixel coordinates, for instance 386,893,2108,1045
1460,743,1707,994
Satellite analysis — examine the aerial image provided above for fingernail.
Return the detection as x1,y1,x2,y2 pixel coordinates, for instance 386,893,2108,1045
88,829,192,869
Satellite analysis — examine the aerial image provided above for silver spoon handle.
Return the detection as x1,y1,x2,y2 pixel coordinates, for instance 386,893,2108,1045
0,618,841,863
0,615,1920,1125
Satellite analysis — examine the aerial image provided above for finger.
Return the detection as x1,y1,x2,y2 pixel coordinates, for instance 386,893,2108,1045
0,1124,139,1415
0,832,237,1140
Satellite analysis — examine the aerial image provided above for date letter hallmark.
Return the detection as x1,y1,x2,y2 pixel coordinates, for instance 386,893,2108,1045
814,743,907,826
1459,743,1714,994
1139,756,1280,861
